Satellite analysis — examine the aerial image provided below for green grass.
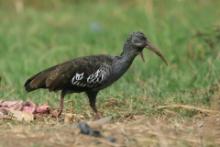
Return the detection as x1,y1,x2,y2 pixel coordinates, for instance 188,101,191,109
0,0,220,117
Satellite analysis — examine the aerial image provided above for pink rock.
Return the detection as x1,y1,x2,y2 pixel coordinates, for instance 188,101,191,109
35,104,50,114
0,100,51,120
0,100,23,110
22,101,36,113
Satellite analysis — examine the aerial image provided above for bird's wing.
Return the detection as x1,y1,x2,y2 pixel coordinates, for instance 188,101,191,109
44,55,113,91
70,63,112,89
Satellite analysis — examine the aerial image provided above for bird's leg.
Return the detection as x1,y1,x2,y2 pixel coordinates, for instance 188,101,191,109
52,91,66,118
86,91,101,119
58,91,65,116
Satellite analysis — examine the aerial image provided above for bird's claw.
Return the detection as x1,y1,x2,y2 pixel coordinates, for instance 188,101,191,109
51,109,62,118
94,112,102,120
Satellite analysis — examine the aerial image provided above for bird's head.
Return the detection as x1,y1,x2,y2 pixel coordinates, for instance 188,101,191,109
124,32,168,64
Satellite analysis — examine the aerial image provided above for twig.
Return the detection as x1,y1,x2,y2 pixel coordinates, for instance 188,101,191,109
87,116,112,127
157,104,220,114
146,130,220,145
95,137,122,147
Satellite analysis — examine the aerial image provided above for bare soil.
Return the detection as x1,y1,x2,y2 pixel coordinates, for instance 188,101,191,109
0,113,220,147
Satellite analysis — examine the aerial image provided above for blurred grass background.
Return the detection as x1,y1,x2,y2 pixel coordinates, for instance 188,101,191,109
0,0,220,117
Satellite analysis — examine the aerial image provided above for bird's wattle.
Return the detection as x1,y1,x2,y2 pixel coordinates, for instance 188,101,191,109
139,51,145,62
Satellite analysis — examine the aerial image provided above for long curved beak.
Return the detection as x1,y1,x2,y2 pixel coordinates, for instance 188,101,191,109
145,42,168,65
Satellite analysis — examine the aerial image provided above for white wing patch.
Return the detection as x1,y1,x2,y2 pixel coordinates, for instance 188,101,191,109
71,65,110,88
71,73,85,87
87,69,105,84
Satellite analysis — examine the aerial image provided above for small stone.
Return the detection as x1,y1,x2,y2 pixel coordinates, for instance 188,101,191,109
90,130,102,137
78,122,90,135
106,136,116,143
78,122,102,137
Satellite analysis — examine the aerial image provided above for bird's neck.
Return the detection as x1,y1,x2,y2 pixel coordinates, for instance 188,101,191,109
110,43,139,83
113,44,139,76
120,43,138,65
120,51,137,66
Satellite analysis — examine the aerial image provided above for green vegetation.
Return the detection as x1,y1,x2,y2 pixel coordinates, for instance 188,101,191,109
0,0,220,117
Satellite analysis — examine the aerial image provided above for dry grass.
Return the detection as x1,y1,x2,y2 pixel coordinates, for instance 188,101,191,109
0,113,220,147
1,81,220,146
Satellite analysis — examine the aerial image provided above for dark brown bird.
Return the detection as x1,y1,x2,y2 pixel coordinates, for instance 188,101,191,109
24,32,167,118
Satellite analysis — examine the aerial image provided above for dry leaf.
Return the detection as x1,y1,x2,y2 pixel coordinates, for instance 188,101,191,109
9,110,34,122
64,113,74,123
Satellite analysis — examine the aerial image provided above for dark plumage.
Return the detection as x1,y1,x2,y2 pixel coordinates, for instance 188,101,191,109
24,32,167,118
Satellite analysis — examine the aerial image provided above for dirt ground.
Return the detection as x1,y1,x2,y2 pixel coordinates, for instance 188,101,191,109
0,113,220,147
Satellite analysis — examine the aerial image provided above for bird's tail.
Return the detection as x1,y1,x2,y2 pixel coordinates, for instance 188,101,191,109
24,72,48,92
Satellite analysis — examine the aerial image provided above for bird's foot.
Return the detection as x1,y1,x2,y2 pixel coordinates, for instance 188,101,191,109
94,112,102,120
51,109,62,118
